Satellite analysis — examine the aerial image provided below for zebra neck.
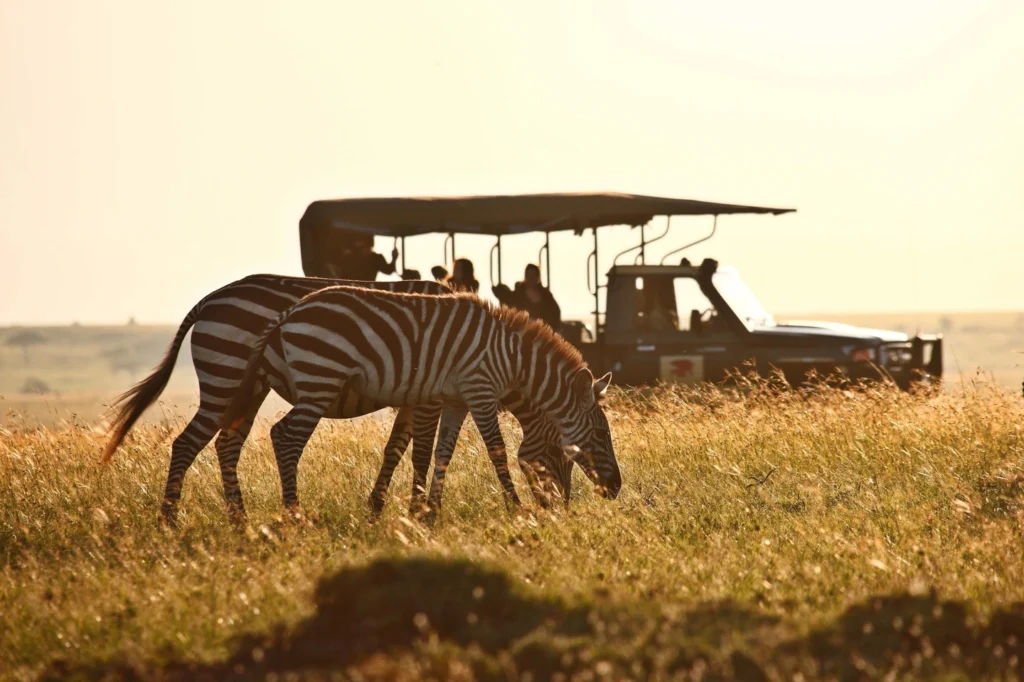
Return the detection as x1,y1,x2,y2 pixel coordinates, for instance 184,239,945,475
516,334,573,415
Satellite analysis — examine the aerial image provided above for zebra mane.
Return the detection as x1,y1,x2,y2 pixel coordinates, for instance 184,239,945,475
459,293,587,372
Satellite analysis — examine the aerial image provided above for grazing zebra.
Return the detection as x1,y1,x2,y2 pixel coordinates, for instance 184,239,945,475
369,391,574,515
101,274,570,523
221,286,622,512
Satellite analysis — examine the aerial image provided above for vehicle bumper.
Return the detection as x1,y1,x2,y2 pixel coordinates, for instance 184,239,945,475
879,335,943,389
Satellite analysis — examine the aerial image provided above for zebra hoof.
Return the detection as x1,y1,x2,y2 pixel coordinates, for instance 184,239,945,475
227,511,248,525
160,501,180,530
407,495,430,519
413,502,439,526
282,505,304,524
368,494,386,518
511,505,534,522
226,506,248,527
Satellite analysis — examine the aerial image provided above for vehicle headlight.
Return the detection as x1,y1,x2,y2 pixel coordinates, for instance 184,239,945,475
883,346,913,366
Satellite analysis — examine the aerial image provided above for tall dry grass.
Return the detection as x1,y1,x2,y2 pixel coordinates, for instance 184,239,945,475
1,378,1023,680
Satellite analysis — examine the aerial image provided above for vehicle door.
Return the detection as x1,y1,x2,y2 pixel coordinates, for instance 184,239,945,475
634,275,748,386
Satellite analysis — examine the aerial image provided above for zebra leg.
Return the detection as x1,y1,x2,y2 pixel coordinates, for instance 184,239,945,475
425,404,468,517
513,426,555,508
368,407,414,516
408,402,442,517
550,443,574,508
161,404,220,525
527,446,574,508
213,391,265,523
504,396,565,508
269,410,297,511
467,400,521,510
270,400,331,514
516,457,553,509
517,440,573,509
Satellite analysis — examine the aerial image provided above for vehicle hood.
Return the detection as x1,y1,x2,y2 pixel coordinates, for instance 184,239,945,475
752,320,909,343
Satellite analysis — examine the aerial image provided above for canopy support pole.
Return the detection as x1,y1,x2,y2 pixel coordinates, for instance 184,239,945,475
636,217,672,265
450,232,456,265
489,235,503,288
660,215,717,264
592,227,600,338
538,233,551,287
545,232,551,289
612,219,665,266
400,236,406,274
639,223,645,264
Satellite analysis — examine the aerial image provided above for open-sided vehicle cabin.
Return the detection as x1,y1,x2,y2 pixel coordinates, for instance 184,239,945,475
298,192,942,390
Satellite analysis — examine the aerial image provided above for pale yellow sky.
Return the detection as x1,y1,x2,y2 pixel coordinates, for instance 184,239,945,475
1,0,1022,325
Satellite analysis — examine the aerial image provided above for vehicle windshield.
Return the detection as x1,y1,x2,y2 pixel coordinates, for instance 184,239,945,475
712,268,774,328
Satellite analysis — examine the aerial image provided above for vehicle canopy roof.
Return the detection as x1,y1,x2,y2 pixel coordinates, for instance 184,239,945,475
300,191,794,239
609,264,709,278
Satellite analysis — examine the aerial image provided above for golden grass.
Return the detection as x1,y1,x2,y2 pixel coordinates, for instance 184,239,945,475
1,379,1023,680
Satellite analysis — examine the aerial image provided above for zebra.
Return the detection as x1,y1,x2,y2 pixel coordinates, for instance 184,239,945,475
101,274,571,523
369,390,574,516
220,286,622,513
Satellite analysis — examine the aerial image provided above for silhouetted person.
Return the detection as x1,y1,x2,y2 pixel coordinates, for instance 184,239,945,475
643,279,678,331
431,265,449,282
493,264,561,329
446,258,479,293
327,237,399,281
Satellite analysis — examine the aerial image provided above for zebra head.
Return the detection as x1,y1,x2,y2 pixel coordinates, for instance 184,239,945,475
522,438,575,508
563,369,621,499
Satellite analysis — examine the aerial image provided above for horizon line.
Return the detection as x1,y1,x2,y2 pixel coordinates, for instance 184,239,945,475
3,308,1024,329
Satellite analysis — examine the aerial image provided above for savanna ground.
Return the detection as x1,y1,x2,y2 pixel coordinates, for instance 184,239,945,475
2,309,1023,425
1,314,1023,679
2,375,1024,680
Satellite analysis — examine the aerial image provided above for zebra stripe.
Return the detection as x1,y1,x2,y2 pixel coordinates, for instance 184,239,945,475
222,286,621,514
102,274,571,523
421,396,573,513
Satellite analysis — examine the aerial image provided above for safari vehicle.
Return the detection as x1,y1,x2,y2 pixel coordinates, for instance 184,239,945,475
299,192,942,390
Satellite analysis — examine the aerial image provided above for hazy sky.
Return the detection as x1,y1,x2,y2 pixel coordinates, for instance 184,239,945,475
1,0,1022,325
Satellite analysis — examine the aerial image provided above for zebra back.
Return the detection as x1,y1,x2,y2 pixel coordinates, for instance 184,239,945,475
220,283,401,429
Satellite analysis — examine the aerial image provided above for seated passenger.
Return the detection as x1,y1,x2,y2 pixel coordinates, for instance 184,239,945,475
647,305,678,331
639,280,678,331
446,258,480,293
328,237,399,281
492,264,561,329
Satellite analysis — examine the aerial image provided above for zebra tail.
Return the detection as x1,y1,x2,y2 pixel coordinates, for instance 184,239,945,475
219,306,290,432
100,303,201,463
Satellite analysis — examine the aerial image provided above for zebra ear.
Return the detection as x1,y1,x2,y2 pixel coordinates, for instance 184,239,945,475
572,367,596,404
594,372,612,399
